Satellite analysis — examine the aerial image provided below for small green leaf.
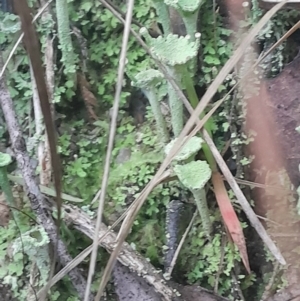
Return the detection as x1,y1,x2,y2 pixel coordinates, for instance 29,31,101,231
218,84,226,92
207,46,216,55
218,47,226,55
80,2,93,12
204,56,221,65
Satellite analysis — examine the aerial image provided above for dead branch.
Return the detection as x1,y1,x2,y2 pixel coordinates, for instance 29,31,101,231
62,202,231,301
0,56,93,300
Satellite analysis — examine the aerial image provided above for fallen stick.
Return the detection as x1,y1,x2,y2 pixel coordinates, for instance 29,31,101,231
62,202,230,301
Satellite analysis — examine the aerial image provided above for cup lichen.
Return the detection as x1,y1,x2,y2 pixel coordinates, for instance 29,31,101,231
140,28,201,137
174,160,212,236
132,69,169,144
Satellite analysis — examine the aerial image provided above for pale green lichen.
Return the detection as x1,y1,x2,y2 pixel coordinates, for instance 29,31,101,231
153,0,171,35
0,152,12,167
164,0,204,38
132,69,163,89
174,160,212,236
56,0,77,75
0,14,20,35
157,78,168,101
192,188,212,236
140,28,200,137
13,226,50,284
165,136,203,162
132,69,169,143
142,31,201,66
13,226,50,253
166,67,183,137
174,160,211,190
165,0,202,12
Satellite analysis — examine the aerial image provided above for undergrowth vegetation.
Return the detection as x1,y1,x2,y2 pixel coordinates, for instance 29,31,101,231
0,0,300,300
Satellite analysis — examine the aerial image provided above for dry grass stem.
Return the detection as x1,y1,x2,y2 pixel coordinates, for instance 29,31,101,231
84,0,135,300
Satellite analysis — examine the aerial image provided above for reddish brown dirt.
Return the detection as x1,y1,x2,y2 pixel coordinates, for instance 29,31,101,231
266,53,300,188
244,39,300,300
224,0,300,298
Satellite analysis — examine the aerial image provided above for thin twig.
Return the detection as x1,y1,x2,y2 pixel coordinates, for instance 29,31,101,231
84,0,135,299
103,0,143,28
0,0,53,79
90,188,102,205
227,177,294,193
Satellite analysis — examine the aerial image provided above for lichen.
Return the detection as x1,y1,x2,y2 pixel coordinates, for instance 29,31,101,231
13,225,50,284
174,160,211,190
132,69,169,143
141,31,201,66
164,0,204,38
165,136,203,162
174,161,212,236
